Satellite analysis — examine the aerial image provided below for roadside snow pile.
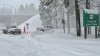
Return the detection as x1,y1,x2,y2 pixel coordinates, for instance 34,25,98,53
18,14,43,32
0,34,40,56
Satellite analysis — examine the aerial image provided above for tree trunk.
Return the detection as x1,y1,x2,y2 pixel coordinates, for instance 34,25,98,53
75,0,81,36
84,27,87,39
95,27,98,39
55,0,58,28
67,7,70,33
98,4,100,37
63,24,65,34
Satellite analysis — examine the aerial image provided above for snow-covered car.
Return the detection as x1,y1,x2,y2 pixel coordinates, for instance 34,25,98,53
36,25,53,32
36,27,50,32
8,28,21,34
2,25,21,35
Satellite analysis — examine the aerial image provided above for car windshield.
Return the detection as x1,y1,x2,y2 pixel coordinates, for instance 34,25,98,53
10,26,17,28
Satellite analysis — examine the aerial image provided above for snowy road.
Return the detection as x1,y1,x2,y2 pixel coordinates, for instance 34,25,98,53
36,34,100,56
0,33,100,56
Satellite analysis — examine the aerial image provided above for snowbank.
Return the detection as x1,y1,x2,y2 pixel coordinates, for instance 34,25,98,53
18,14,43,32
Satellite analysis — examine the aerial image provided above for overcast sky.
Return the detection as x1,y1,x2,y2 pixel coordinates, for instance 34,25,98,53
0,0,40,9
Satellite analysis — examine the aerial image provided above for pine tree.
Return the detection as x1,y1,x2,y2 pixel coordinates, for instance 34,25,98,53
43,0,53,6
25,3,29,9
29,3,34,14
63,0,69,8
18,5,25,15
39,0,53,26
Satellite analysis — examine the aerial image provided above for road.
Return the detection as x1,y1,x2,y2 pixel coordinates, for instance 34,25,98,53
0,33,100,56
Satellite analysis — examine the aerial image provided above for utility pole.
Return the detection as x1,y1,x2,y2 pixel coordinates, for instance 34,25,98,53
75,0,81,36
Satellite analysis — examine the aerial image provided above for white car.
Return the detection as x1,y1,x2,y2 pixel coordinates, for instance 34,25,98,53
2,25,21,35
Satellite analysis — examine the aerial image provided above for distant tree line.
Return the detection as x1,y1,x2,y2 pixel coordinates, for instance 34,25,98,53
0,3,38,15
17,3,38,15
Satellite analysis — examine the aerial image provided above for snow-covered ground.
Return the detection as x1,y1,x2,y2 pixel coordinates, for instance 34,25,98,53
0,31,100,56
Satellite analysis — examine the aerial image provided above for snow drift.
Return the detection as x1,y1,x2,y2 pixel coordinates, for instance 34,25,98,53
18,14,43,32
